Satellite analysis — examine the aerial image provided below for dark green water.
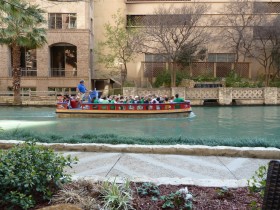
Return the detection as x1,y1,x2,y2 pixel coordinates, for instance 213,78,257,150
0,106,279,141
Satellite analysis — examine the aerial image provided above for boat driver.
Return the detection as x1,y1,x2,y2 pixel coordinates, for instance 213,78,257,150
77,79,88,101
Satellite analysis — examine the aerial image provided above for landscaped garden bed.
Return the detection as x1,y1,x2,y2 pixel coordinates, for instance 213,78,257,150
0,142,267,210
32,180,262,210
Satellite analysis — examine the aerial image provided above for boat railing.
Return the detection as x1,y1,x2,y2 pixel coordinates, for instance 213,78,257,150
57,102,191,111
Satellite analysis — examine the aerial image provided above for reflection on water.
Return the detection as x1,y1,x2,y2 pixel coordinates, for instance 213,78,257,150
0,106,279,140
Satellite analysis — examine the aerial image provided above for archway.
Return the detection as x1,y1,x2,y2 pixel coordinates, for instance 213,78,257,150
50,43,77,77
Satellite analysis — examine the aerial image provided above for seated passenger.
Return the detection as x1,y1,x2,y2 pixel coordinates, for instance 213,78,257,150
101,96,109,103
92,96,99,103
173,93,185,102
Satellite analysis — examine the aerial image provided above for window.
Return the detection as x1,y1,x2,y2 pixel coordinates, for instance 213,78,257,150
127,14,191,27
145,54,167,62
208,53,235,62
11,48,37,76
254,2,280,13
49,13,77,29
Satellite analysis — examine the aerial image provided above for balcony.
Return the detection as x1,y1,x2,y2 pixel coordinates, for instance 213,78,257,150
9,68,37,77
50,68,77,77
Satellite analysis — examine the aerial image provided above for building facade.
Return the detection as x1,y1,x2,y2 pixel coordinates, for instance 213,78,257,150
0,0,279,93
0,0,94,93
94,0,280,87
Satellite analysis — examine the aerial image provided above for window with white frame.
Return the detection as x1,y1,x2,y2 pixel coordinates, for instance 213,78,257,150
49,13,77,29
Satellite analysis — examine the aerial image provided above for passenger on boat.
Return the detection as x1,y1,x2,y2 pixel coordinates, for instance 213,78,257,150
169,95,175,102
164,97,171,110
173,93,184,102
101,96,109,103
128,95,134,103
76,80,88,101
63,95,71,109
110,95,117,104
92,96,99,104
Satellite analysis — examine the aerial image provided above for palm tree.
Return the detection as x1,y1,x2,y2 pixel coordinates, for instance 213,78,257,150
0,0,46,105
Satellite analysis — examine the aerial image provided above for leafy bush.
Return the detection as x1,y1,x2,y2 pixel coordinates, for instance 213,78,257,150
269,80,280,87
225,70,262,87
0,141,78,210
154,71,188,87
192,75,218,82
154,71,171,87
100,179,133,210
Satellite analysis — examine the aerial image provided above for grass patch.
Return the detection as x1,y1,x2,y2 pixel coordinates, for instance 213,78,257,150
0,129,279,148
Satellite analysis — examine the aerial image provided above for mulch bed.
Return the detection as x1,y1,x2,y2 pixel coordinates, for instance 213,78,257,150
32,182,262,210
131,184,262,210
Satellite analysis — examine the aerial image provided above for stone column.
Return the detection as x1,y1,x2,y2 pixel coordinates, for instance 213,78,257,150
264,87,278,105
218,87,232,105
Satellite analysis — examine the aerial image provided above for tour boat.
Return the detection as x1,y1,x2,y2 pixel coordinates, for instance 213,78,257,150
56,101,192,118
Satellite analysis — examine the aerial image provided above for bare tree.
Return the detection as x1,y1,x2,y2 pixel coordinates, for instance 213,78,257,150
141,3,211,86
221,0,263,62
248,15,280,86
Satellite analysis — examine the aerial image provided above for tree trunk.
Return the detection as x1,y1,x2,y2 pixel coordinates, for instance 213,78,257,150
12,45,22,105
168,62,174,87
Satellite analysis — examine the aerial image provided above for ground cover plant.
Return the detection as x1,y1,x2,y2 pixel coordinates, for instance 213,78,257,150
0,129,279,149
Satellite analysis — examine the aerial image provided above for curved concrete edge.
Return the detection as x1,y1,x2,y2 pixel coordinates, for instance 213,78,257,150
0,140,279,159
72,175,248,188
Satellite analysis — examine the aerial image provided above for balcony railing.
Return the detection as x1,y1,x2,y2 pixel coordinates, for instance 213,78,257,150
9,68,37,77
50,68,77,77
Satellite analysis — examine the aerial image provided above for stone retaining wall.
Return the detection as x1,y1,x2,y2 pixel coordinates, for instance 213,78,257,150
124,87,280,105
1,87,280,106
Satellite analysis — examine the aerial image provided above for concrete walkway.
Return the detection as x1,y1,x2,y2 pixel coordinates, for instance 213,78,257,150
0,140,277,187
64,151,272,188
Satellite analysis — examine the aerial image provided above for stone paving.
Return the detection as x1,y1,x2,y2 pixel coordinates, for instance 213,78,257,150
64,151,272,187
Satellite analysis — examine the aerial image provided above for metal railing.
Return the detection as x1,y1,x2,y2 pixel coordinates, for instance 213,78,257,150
50,68,77,77
9,68,37,77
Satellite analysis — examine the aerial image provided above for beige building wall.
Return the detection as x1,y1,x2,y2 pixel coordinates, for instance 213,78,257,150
94,0,279,83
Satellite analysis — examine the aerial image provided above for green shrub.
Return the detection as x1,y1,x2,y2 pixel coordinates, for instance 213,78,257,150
192,75,218,82
225,70,262,87
0,141,78,210
154,71,188,87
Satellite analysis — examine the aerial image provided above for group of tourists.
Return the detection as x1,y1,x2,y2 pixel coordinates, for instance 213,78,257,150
60,79,187,109
89,93,185,105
